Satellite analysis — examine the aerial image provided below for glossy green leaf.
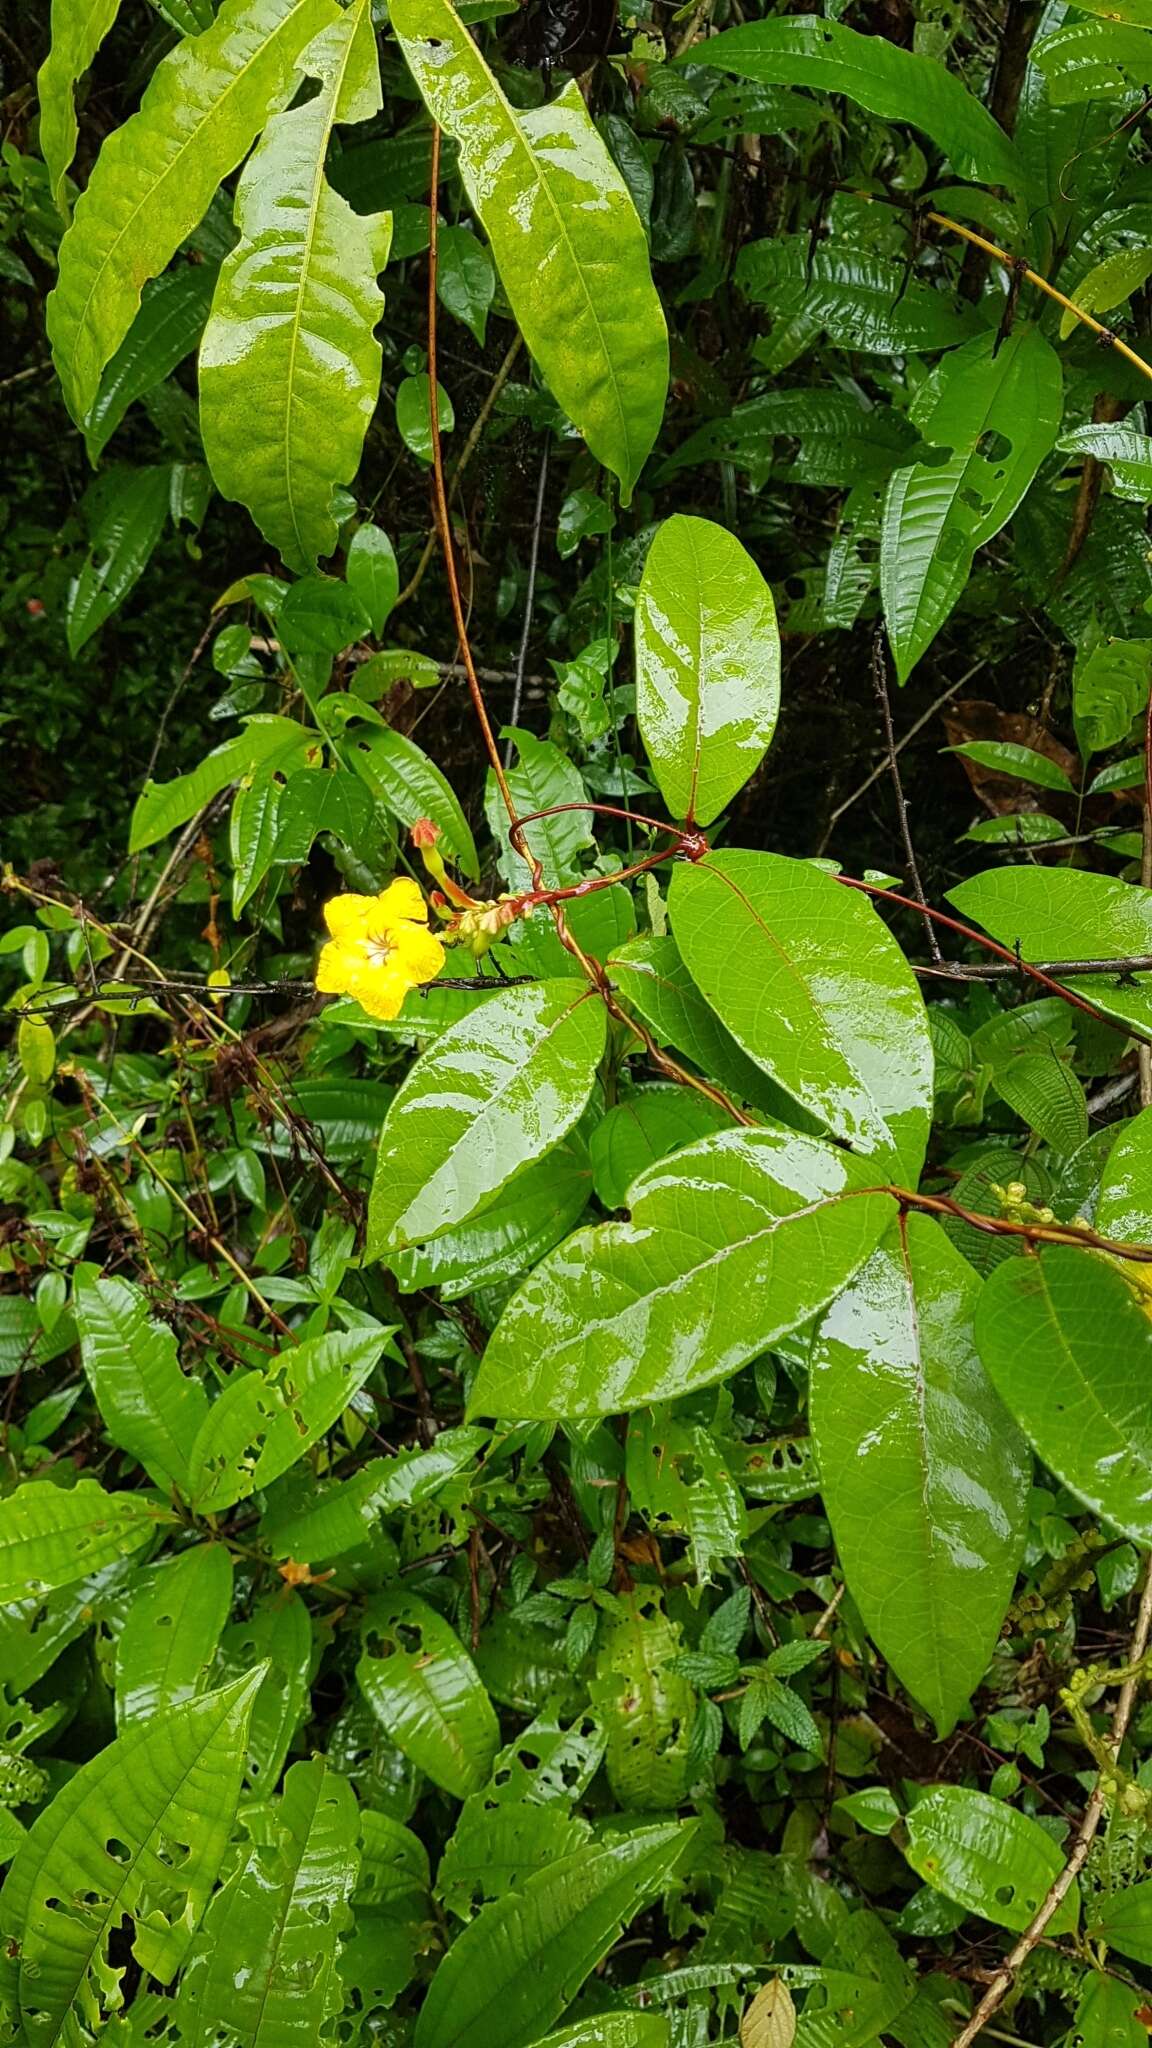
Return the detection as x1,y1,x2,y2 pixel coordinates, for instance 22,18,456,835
627,1408,746,1587
1097,1104,1152,1244
591,1597,694,1808
230,772,286,913
486,727,592,890
176,1758,359,2048
903,1784,1079,1934
278,573,370,654
216,1591,312,1786
881,330,1064,682
437,222,495,344
589,1086,728,1210
0,1670,264,2041
945,740,1076,793
84,261,219,461
438,1710,606,1916
1073,1973,1148,2048
187,1326,391,1513
669,850,933,1174
525,2018,668,2048
37,0,124,214
656,387,917,492
948,867,1152,1038
343,717,480,879
607,933,791,1116
391,1133,593,1299
1089,1880,1152,1965
1032,17,1152,104
635,514,780,827
199,0,390,570
346,522,399,636
688,15,1021,187
367,980,606,1255
1060,424,1152,502
261,1424,489,1561
412,1823,693,2048
736,237,982,354
74,1270,210,1491
115,1543,233,1727
470,1127,896,1420
130,713,320,851
811,1215,1030,1737
66,464,171,655
0,1479,160,1605
975,1248,1152,1543
48,0,335,425
391,0,667,500
358,1590,500,1799
1074,638,1152,757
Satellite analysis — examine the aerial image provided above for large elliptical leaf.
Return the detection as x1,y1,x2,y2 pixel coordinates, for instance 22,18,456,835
668,851,933,1177
358,1591,499,1799
176,1759,359,2048
635,515,779,827
390,0,667,501
975,1248,1152,1543
811,1215,1030,1737
48,0,335,426
686,14,1021,188
948,866,1152,1039
74,1269,209,1491
0,1670,264,2042
470,1127,896,1420
37,0,125,216
412,1824,692,2048
881,329,1063,681
904,1785,1079,1935
199,0,391,570
367,980,607,1256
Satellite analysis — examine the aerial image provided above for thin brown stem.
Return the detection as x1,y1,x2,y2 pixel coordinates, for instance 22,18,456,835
951,1556,1152,2048
872,632,941,961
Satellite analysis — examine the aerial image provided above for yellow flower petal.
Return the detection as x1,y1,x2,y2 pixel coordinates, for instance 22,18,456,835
323,893,375,940
375,877,429,928
315,937,359,994
345,957,414,1020
392,924,446,984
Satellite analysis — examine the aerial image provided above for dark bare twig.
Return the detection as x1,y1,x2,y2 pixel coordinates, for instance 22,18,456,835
871,633,941,961
816,669,977,855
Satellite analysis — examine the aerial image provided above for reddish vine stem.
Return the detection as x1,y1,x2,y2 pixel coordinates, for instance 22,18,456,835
885,1185,1152,1265
839,875,1152,1048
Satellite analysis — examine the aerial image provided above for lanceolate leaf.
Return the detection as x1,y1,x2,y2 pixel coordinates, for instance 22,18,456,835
635,515,780,827
48,0,335,425
881,329,1064,682
130,713,321,851
412,1824,693,2048
186,1326,392,1513
469,1127,896,1420
261,1425,489,1562
948,866,1152,1038
66,464,172,655
115,1544,234,1727
390,1134,593,1299
1032,17,1152,105
1060,423,1152,502
176,1759,359,2048
199,0,391,571
74,1270,210,1491
367,980,607,1256
84,261,219,462
687,15,1021,188
390,0,667,500
668,851,934,1175
358,1591,500,1799
37,0,125,215
811,1215,1030,1737
0,1671,264,2041
735,238,983,355
974,1248,1152,1543
341,715,481,880
0,1479,161,1605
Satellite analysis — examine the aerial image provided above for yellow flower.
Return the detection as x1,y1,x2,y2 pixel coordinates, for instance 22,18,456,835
315,879,446,1020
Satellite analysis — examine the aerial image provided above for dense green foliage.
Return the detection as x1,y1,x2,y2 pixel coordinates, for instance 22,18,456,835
10,0,1152,2042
